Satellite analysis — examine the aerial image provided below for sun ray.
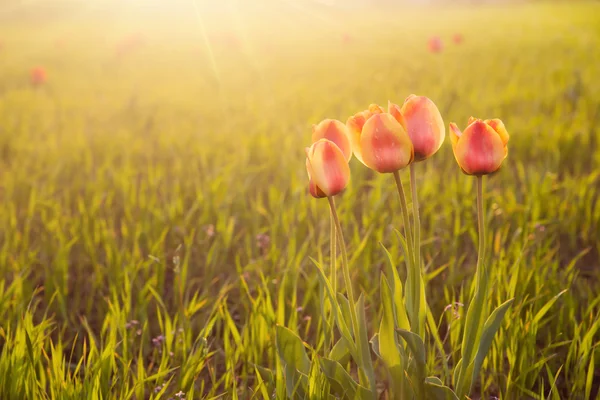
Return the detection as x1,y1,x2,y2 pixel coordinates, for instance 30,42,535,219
224,0,264,81
191,0,221,86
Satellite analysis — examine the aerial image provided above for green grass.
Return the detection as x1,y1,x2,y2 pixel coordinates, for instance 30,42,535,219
0,0,599,398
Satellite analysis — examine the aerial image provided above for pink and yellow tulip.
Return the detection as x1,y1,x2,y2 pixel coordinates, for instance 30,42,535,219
305,139,350,198
346,105,413,173
389,95,445,161
449,117,509,175
312,119,353,162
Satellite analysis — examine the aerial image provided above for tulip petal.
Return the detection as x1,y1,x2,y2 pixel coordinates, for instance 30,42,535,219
449,122,462,148
454,120,506,175
360,113,414,173
368,104,385,114
307,139,350,196
306,158,327,198
387,101,408,130
400,95,445,161
347,113,366,164
484,118,509,146
312,119,353,162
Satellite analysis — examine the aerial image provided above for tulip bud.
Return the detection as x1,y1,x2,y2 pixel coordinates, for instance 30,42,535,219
449,118,509,175
349,110,414,173
346,105,384,164
312,119,353,161
305,139,350,198
389,95,445,161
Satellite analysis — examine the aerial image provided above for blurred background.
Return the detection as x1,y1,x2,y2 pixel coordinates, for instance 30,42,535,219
0,0,598,398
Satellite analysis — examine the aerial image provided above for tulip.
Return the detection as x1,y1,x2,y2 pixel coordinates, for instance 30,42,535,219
30,67,47,86
389,95,445,161
305,139,350,198
346,104,384,164
312,119,353,161
428,36,443,53
453,33,463,44
347,106,414,173
449,117,509,175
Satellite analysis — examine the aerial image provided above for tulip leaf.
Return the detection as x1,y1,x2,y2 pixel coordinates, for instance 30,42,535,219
370,333,381,359
469,298,514,391
253,364,274,385
312,258,357,358
319,277,332,350
454,264,490,395
424,377,459,400
379,274,406,399
319,357,374,400
393,230,415,329
380,244,411,332
396,328,427,382
275,325,310,398
329,338,351,366
355,294,376,387
427,305,450,381
336,293,354,337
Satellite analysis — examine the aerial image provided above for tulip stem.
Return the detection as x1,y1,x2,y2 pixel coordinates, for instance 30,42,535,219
476,175,486,288
329,210,337,351
393,170,417,332
393,171,415,261
456,175,488,398
409,164,424,337
328,196,376,393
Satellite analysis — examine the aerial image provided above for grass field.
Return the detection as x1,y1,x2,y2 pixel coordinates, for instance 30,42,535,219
0,0,599,399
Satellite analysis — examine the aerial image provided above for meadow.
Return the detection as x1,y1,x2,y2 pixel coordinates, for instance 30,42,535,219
0,0,599,398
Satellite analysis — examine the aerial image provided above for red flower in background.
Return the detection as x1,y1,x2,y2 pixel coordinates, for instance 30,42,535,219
31,67,47,86
428,36,443,53
453,34,463,44
342,33,352,44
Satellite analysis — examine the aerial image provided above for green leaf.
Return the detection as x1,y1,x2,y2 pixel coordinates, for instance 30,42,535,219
329,338,351,366
532,290,567,326
337,293,354,337
454,264,490,394
312,259,357,358
427,305,450,381
355,294,376,390
254,364,274,385
469,298,514,390
424,377,444,385
396,328,427,381
379,274,406,399
424,377,459,400
275,325,310,398
319,358,375,400
370,333,381,359
380,244,411,332
585,349,595,400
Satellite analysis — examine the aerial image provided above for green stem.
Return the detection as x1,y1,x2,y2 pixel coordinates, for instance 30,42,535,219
393,171,415,265
328,196,375,393
329,211,337,351
456,175,487,398
409,164,423,337
476,176,486,289
393,171,420,334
